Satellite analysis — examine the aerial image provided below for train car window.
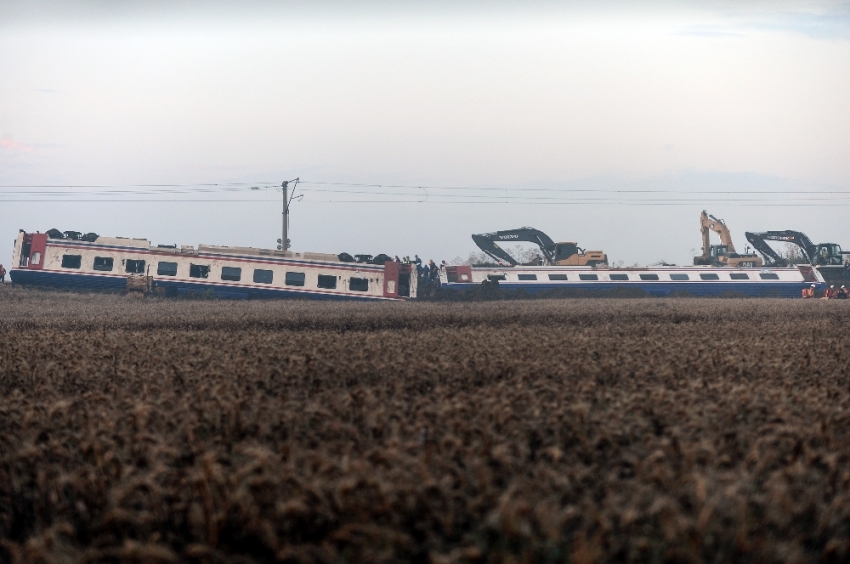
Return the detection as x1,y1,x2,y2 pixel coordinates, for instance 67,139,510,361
548,274,568,281
639,274,659,281
189,264,210,278
285,272,306,286
699,273,719,280
610,274,629,281
579,274,598,281
126,259,146,274
317,274,337,289
253,269,274,284
61,255,82,269
730,273,750,280
759,273,780,280
350,277,369,291
157,262,178,276
93,256,113,272
670,274,689,280
557,243,578,259
517,274,537,280
487,274,506,281
221,267,241,281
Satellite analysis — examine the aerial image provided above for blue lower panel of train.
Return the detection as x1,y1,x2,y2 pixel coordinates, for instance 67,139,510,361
154,279,379,301
10,269,128,291
442,281,818,298
9,270,384,301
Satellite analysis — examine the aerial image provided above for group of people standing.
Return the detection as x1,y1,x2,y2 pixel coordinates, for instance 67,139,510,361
392,255,444,284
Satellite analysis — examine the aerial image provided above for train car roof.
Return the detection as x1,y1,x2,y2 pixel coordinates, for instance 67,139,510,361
41,232,342,262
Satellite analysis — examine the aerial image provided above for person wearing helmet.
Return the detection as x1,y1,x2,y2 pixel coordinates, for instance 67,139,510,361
841,285,850,299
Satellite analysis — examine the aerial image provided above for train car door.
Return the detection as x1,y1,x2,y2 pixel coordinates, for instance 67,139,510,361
383,261,399,298
397,263,412,297
383,262,412,298
23,233,47,270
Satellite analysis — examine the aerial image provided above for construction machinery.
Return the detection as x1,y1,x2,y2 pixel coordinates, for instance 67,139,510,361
744,230,849,284
693,211,763,268
471,227,608,267
744,230,844,267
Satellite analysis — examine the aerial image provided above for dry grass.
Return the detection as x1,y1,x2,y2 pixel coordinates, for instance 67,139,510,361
1,286,850,563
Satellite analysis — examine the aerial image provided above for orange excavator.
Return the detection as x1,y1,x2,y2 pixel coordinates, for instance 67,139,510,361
693,211,763,268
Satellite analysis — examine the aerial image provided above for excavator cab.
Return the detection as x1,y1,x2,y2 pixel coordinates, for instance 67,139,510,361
710,245,729,260
817,244,843,266
555,243,578,261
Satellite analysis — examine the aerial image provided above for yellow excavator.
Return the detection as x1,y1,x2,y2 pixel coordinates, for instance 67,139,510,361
693,210,763,268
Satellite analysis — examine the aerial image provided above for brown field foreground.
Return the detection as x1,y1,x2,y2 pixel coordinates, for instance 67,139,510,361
2,287,850,563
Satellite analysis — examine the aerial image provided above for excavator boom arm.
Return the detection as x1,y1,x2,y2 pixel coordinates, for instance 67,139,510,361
471,227,557,266
704,212,737,253
744,231,817,265
744,232,787,266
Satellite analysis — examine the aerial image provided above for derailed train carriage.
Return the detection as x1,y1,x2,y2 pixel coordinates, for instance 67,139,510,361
441,264,826,298
9,230,417,300
9,228,827,300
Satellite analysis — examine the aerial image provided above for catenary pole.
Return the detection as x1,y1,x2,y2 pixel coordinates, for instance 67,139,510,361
279,178,299,250
282,180,288,250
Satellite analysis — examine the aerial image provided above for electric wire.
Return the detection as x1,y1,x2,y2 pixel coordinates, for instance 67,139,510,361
1,180,850,206
2,180,850,195
0,199,849,207
298,180,850,196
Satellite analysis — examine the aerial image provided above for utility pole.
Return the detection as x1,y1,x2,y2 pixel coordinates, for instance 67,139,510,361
277,178,300,251
281,180,288,251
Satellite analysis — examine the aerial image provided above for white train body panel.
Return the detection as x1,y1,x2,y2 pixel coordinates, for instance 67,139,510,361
9,231,417,301
441,264,825,298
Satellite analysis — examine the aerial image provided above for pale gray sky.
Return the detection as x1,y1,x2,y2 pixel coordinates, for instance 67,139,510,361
1,1,849,268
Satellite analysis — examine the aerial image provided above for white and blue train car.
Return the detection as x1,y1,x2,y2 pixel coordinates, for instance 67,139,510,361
9,230,417,301
441,264,825,298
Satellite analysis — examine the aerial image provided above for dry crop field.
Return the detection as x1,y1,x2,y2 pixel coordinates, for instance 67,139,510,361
2,287,850,563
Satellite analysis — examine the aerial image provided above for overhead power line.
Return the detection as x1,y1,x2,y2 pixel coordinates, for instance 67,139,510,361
1,180,850,206
298,180,850,195
3,180,850,195
0,199,849,207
